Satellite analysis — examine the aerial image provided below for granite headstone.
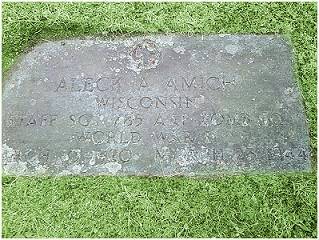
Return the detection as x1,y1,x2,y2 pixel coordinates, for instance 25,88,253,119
2,35,311,176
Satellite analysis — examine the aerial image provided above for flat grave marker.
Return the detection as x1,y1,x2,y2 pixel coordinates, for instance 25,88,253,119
2,35,311,176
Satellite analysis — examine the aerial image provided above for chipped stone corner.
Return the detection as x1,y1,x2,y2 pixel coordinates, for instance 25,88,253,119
2,143,28,175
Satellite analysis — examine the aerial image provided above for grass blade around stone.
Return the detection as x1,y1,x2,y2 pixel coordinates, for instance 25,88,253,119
2,2,317,238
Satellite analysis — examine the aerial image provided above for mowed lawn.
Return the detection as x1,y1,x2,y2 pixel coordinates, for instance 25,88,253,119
2,2,317,238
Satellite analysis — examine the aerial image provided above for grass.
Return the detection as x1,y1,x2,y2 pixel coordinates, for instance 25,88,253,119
2,174,317,238
2,2,317,238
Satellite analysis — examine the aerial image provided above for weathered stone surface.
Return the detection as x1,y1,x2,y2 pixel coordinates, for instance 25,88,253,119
2,35,311,176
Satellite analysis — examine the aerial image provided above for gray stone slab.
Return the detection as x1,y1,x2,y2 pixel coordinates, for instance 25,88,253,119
2,34,311,176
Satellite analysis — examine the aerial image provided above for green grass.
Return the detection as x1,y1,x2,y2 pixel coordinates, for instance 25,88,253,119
2,2,317,238
2,174,317,237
